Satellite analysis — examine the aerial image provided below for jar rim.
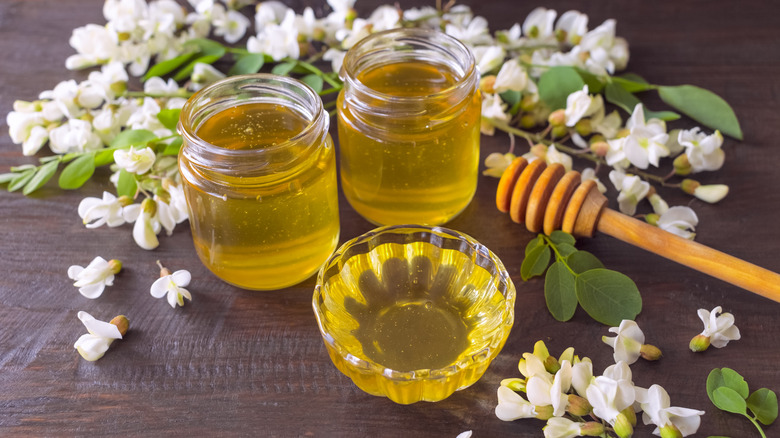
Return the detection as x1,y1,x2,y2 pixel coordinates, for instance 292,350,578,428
178,74,327,162
341,27,478,104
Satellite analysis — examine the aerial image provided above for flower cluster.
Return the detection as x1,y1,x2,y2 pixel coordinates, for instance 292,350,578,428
496,339,704,438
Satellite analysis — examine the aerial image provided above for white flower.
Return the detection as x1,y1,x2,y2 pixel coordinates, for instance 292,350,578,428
602,361,634,384
586,374,635,425
591,107,622,139
78,191,140,228
40,80,84,120
255,1,290,29
66,24,119,70
480,93,509,135
657,206,698,240
445,14,492,46
114,146,156,174
483,152,516,178
679,128,725,173
323,48,346,74
49,119,103,154
366,5,400,32
125,97,169,137
248,9,300,61
6,107,45,147
602,320,645,365
637,384,704,437
67,256,121,299
555,10,588,45
151,268,192,308
564,85,602,127
455,431,472,438
23,126,50,156
578,19,628,75
545,145,573,172
620,104,670,169
495,385,537,421
609,170,650,216
543,417,582,438
473,45,506,74
697,306,740,348
571,358,593,397
144,76,179,95
523,7,557,40
581,168,607,193
133,198,162,250
688,183,729,203
166,183,190,223
526,360,572,417
73,311,123,361
494,60,529,94
191,62,227,91
212,7,250,44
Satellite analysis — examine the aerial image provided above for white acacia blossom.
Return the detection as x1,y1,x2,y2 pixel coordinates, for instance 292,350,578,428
696,306,741,348
611,104,670,169
602,320,645,365
679,128,725,173
114,145,156,174
74,311,125,361
67,256,122,299
609,170,650,216
78,191,140,228
151,267,193,308
637,384,705,437
483,152,516,178
495,385,537,421
656,206,698,240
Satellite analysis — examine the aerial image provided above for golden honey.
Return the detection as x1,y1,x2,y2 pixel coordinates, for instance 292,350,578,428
178,75,339,290
313,226,515,404
337,29,481,226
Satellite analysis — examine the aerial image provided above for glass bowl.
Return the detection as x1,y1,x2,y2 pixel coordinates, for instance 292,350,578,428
312,225,516,404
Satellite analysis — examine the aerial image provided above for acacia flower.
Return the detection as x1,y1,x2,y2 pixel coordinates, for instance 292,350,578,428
544,417,606,438
555,10,589,45
480,92,510,135
523,7,557,40
74,311,128,361
619,104,670,169
679,128,724,173
654,206,698,240
681,179,729,203
564,86,601,127
586,374,636,434
636,384,704,437
151,261,192,308
495,385,538,421
494,60,529,94
609,170,650,216
527,360,572,416
48,119,103,154
603,320,663,364
114,145,156,175
191,62,227,91
78,191,140,228
133,198,162,250
690,306,740,351
68,256,122,299
581,168,607,193
483,152,516,177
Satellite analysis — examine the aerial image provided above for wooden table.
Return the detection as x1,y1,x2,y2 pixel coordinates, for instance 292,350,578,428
2,0,779,436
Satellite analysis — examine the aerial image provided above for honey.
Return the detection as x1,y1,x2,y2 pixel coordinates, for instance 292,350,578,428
337,28,481,226
313,226,516,404
178,75,339,290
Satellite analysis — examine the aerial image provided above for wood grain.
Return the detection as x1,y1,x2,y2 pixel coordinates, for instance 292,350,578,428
1,0,779,436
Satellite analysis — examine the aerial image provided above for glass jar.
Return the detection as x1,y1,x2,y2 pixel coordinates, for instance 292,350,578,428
337,28,481,226
178,74,340,290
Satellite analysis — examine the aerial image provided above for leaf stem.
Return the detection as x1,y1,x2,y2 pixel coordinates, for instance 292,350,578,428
746,414,767,438
286,58,343,89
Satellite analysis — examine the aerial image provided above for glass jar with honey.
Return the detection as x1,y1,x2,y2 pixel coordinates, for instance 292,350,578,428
337,28,481,226
178,75,340,290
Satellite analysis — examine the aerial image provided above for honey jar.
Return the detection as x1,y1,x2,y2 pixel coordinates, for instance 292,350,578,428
337,28,481,226
178,75,340,290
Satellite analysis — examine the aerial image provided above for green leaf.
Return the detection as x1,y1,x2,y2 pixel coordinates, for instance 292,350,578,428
271,62,296,76
747,388,778,425
707,368,750,402
521,245,551,281
566,251,604,274
574,68,605,94
0,172,16,184
110,129,157,149
143,52,195,81
658,85,743,140
554,243,577,258
22,160,59,195
7,169,35,192
174,54,224,81
58,153,95,190
611,76,653,93
549,230,575,246
525,235,545,256
183,38,227,57
157,108,181,131
712,387,748,415
617,73,649,85
575,269,642,326
545,261,578,321
116,169,137,198
605,82,680,121
162,136,183,156
499,89,522,107
538,66,585,111
646,110,681,121
94,149,117,167
301,74,324,93
229,53,265,76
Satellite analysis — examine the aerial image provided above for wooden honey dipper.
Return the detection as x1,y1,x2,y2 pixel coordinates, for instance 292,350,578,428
496,157,780,303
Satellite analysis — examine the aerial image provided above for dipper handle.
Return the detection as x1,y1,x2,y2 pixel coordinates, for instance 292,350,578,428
496,157,780,303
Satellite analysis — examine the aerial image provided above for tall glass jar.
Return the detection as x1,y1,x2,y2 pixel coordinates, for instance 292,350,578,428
178,75,340,290
337,28,481,226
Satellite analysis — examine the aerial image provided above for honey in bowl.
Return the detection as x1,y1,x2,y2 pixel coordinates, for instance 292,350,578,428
313,225,516,404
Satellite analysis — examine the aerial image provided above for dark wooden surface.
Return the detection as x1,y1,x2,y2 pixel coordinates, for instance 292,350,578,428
2,0,779,436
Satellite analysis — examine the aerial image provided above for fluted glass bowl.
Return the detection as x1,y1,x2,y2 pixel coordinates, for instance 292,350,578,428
312,225,516,404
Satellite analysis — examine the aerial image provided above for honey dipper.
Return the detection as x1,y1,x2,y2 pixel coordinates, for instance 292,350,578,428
496,157,780,303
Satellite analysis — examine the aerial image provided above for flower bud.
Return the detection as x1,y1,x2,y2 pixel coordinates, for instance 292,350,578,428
579,421,605,436
500,377,526,392
575,119,592,136
659,423,683,438
694,184,729,203
689,334,711,352
673,154,692,176
531,143,548,159
589,141,609,157
589,134,606,144
548,109,566,127
622,406,637,426
520,95,537,112
616,128,631,139
544,355,561,374
117,195,134,207
645,213,660,226
680,179,699,195
109,315,129,337
519,114,537,129
312,27,326,42
528,25,539,39
110,81,127,96
555,29,567,43
108,259,123,275
551,125,568,139
534,404,554,420
566,394,592,416
141,197,157,216
613,412,634,438
480,75,497,94
640,344,663,361
157,260,172,278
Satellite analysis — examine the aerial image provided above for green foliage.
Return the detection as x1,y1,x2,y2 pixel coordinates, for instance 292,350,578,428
605,81,680,122
658,85,743,140
144,38,227,82
58,153,95,190
707,368,777,437
22,160,59,195
538,66,585,110
301,74,324,93
110,129,157,149
229,53,265,76
143,52,195,81
157,109,181,132
116,169,137,198
521,231,642,325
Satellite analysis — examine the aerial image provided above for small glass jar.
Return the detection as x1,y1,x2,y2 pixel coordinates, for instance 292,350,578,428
178,74,340,290
337,28,481,226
